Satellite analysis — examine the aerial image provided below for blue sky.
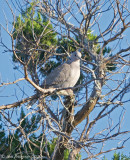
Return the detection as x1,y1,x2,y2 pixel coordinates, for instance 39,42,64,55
0,0,130,159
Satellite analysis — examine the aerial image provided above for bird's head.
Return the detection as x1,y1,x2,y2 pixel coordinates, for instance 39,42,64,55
69,49,82,62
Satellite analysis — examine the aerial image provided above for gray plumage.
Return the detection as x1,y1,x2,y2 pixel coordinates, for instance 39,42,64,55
42,50,81,89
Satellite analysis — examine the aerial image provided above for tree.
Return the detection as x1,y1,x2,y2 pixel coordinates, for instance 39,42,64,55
0,109,81,160
12,2,57,83
112,152,130,160
103,152,130,160
0,0,130,159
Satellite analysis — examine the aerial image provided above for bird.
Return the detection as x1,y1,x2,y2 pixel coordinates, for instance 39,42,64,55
27,50,81,108
42,50,81,95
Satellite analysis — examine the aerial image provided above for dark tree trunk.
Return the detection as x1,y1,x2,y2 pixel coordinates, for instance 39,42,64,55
52,95,75,160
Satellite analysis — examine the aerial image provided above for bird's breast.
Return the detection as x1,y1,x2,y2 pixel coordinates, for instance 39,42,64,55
69,61,80,87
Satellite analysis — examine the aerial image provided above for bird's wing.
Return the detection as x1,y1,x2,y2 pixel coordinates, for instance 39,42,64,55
43,63,71,88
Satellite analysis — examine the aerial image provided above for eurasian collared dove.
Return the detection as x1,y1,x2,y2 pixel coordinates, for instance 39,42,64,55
27,50,81,108
42,50,81,90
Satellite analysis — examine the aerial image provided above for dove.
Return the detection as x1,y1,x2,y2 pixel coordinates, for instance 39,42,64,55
27,50,81,108
42,50,81,92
